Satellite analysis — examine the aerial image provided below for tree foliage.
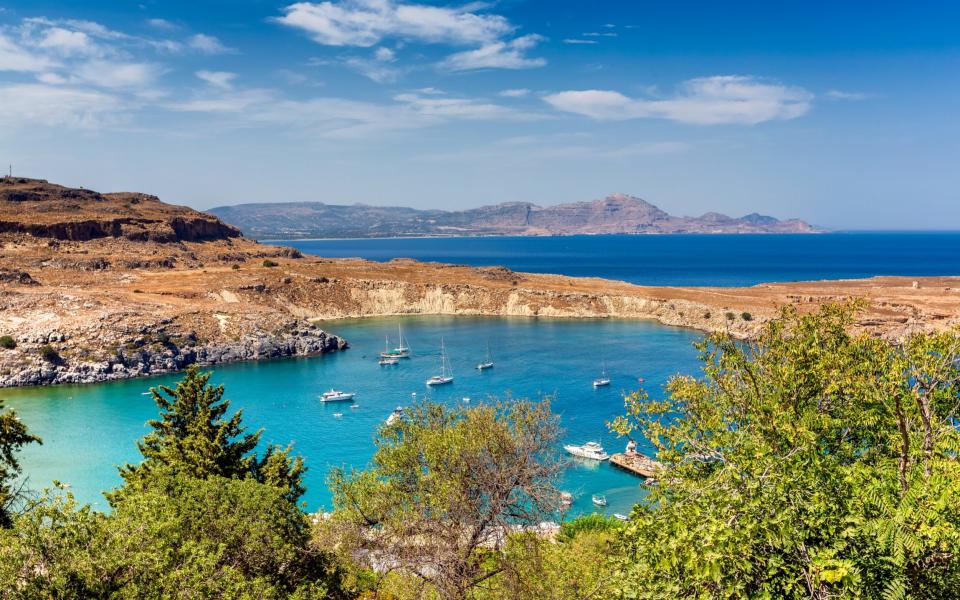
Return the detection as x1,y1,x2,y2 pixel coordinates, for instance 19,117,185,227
329,400,562,600
112,365,305,505
0,399,41,528
610,303,960,599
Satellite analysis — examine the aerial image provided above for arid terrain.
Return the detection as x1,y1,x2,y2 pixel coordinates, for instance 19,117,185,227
1,178,956,387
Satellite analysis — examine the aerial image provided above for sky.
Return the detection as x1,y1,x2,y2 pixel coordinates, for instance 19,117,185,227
0,1,958,229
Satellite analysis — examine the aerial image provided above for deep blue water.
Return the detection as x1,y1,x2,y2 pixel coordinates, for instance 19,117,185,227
6,317,702,516
274,232,960,287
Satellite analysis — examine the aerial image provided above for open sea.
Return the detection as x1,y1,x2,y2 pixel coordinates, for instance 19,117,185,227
6,233,959,517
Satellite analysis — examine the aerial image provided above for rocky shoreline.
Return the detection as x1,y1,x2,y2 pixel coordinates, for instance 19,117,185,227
0,324,347,388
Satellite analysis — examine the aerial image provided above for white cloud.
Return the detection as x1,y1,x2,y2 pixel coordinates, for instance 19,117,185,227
563,39,598,45
0,34,58,71
147,18,177,30
195,70,237,89
74,60,162,89
36,27,98,56
0,83,122,129
499,88,529,97
343,56,403,82
374,46,396,61
825,90,870,101
188,33,234,54
167,89,276,113
274,0,513,47
583,32,617,37
544,76,813,125
35,72,67,84
439,34,545,71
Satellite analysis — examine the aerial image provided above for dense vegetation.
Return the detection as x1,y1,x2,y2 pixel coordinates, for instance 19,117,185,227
1,304,959,598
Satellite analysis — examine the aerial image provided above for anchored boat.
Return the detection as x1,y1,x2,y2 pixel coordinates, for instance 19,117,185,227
426,338,454,386
563,441,610,461
320,389,355,403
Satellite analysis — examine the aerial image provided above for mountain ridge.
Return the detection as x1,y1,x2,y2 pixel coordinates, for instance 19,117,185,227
208,193,819,239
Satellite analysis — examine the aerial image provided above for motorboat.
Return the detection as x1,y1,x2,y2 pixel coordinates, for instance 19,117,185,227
591,494,608,507
563,441,610,461
320,389,355,403
426,338,454,386
614,513,629,522
386,406,403,425
332,412,343,418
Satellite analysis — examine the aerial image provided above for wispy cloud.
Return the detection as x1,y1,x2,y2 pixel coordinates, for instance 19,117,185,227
188,33,235,54
499,88,530,97
563,39,598,45
544,76,813,125
0,33,59,71
0,83,123,129
583,32,617,38
438,34,545,71
825,89,871,101
196,70,237,89
274,0,512,47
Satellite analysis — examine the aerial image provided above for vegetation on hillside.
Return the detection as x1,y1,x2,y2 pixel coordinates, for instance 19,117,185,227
1,304,959,598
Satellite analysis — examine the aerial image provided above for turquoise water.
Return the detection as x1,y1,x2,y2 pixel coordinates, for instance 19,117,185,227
4,316,703,516
276,232,960,287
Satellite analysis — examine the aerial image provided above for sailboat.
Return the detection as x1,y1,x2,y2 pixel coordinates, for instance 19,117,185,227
475,341,494,370
426,338,454,386
392,324,411,358
593,361,611,388
379,336,400,365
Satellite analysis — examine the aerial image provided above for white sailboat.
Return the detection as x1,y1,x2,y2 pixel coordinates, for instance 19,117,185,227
475,341,494,370
593,361,611,388
426,338,454,386
379,336,400,365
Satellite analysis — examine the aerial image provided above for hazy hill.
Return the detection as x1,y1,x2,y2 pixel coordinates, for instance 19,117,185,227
208,193,818,239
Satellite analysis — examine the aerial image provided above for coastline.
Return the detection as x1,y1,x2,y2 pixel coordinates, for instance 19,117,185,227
3,250,959,388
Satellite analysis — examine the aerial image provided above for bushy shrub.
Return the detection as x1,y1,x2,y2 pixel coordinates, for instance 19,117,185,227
741,312,753,321
38,345,60,363
0,335,15,349
262,259,279,268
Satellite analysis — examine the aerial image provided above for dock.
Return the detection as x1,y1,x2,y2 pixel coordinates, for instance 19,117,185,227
609,452,662,478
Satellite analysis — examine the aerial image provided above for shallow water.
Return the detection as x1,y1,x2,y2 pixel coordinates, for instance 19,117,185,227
5,316,703,516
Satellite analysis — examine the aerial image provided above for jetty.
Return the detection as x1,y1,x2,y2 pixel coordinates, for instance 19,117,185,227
610,451,662,478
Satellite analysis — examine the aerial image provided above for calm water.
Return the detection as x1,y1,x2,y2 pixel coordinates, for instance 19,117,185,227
5,316,702,516
275,232,960,287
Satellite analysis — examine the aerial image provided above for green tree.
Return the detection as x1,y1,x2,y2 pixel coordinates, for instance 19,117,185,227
329,400,562,600
0,399,41,528
111,365,305,504
609,303,960,599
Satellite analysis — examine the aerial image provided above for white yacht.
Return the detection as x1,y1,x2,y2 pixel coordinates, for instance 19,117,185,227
591,494,608,507
593,362,611,388
386,406,403,425
475,341,494,370
426,338,454,386
563,441,610,461
320,389,355,403
614,513,630,522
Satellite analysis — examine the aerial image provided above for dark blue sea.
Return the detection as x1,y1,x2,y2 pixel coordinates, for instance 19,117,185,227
274,232,960,287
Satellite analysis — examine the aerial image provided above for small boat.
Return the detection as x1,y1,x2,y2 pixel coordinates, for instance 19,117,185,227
475,341,494,370
593,361,610,387
350,404,360,409
332,412,343,418
591,494,608,507
462,397,471,403
563,441,610,461
379,337,401,364
614,513,630,522
320,389,355,403
637,377,645,384
386,406,403,425
426,338,454,386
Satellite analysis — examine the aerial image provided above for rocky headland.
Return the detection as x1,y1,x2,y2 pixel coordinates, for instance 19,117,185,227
1,178,956,388
208,192,819,239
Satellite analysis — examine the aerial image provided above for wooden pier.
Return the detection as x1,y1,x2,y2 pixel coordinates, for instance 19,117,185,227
609,452,662,478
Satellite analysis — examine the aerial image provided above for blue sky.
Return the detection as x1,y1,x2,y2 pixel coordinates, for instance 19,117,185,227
0,0,958,229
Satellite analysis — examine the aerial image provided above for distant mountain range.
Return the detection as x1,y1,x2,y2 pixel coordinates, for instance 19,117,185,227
207,193,819,239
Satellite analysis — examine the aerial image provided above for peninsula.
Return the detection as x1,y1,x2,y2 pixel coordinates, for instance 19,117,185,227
208,193,818,239
0,178,953,388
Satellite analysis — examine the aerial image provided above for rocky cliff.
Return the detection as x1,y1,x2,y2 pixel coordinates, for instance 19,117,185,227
208,192,819,239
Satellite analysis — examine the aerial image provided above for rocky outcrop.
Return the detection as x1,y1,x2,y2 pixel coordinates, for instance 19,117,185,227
0,323,347,387
209,192,819,239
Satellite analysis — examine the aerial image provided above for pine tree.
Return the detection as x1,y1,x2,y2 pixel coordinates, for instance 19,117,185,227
111,366,306,504
0,399,41,528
